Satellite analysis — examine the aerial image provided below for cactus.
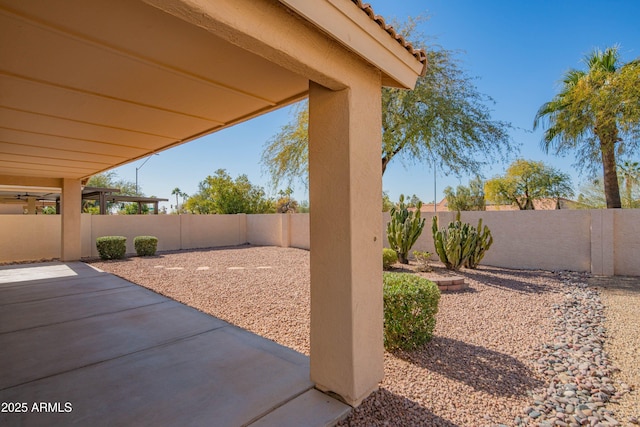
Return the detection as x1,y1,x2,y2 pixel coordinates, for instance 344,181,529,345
432,215,493,270
465,218,493,269
431,216,473,270
386,195,426,264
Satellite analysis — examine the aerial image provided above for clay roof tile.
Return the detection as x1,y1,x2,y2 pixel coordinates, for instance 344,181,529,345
351,0,427,72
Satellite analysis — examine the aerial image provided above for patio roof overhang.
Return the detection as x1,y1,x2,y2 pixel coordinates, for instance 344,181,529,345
0,0,425,183
0,0,427,408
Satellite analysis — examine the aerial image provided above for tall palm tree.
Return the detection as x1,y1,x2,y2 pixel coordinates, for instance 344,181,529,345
618,160,640,207
171,187,181,213
534,46,640,208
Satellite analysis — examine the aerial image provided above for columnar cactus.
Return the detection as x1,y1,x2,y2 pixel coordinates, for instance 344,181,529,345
431,215,476,270
465,218,493,269
387,195,426,264
432,215,494,270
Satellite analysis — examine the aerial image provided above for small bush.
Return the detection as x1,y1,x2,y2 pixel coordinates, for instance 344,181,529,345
96,236,127,260
383,248,398,270
383,272,440,351
134,236,158,256
413,250,433,272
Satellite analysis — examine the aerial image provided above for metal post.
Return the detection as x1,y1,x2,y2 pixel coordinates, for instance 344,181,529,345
433,160,437,213
135,154,157,195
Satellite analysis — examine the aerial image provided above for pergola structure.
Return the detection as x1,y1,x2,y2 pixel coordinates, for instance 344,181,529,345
81,186,168,214
0,0,425,406
0,186,167,214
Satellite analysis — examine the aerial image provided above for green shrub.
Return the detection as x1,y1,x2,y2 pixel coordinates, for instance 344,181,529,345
383,272,440,351
383,248,398,270
134,236,158,256
412,250,433,272
96,236,127,260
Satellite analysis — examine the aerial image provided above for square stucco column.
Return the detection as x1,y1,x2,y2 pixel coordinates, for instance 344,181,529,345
308,78,383,407
61,178,82,261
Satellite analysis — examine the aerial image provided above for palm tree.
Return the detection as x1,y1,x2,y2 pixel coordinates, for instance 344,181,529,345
618,160,640,207
171,187,181,213
534,46,640,208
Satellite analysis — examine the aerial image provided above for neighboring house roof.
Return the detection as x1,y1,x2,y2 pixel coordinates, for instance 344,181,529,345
351,0,427,70
485,198,582,211
410,197,584,212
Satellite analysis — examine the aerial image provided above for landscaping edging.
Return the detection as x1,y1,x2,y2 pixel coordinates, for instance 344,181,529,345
431,276,468,292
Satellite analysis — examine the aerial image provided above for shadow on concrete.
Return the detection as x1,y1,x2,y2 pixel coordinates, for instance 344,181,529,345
394,336,542,398
0,261,349,426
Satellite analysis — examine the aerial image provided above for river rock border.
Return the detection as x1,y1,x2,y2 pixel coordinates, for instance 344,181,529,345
514,272,632,426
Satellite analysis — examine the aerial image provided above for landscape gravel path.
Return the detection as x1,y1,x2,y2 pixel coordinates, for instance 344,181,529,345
89,245,636,426
590,276,640,425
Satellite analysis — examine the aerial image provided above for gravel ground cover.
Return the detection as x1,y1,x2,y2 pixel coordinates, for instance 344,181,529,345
593,276,640,425
89,245,633,426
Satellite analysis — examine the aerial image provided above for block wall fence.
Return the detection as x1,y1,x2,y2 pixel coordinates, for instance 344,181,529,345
1,210,638,276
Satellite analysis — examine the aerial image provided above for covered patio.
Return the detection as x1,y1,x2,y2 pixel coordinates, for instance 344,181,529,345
0,261,350,426
0,0,426,418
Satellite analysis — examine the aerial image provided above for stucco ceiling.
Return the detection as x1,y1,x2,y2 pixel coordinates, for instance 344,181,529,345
0,0,309,180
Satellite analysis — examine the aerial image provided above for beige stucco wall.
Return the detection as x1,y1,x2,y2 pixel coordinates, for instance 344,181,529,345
0,215,61,263
0,205,26,215
3,210,639,277
614,209,640,276
88,215,181,257
81,214,93,258
385,210,593,272
181,214,247,249
246,214,283,246
290,213,310,249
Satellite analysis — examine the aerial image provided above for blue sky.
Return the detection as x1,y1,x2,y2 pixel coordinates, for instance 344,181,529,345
111,0,640,210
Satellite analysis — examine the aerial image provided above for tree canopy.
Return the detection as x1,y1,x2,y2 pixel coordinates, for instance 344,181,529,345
534,46,640,208
484,159,574,210
184,169,275,214
261,18,515,189
443,176,486,211
618,160,640,208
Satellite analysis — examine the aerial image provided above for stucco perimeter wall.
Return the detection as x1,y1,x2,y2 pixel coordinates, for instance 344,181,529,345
88,215,181,257
246,214,284,246
4,211,639,275
181,214,247,249
290,213,310,249
0,215,61,263
614,209,640,276
385,210,593,272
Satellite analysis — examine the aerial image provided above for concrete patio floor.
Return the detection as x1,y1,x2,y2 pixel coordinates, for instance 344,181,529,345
0,262,350,427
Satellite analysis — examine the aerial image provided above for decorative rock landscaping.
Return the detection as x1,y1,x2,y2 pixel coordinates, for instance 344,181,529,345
516,272,631,426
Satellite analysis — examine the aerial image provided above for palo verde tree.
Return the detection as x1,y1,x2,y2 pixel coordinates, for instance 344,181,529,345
534,46,640,208
261,17,515,189
484,159,574,210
